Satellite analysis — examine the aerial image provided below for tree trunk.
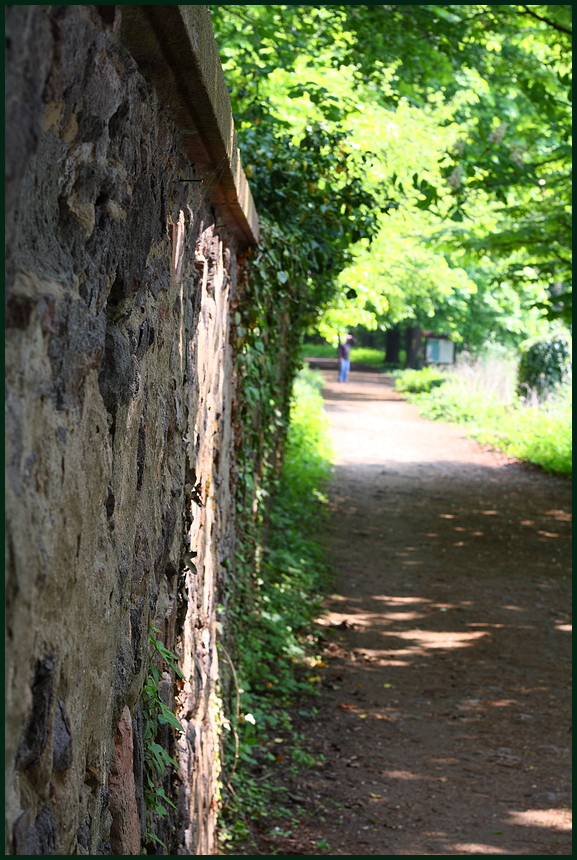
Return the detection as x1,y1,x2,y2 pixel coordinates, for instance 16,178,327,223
385,326,401,364
405,326,423,369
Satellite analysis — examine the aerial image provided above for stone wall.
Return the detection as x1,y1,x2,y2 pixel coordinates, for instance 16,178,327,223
5,6,257,854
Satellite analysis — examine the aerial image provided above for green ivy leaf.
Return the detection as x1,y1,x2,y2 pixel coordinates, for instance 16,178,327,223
157,709,184,732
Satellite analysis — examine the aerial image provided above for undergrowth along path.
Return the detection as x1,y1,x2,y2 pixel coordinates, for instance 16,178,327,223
271,364,571,856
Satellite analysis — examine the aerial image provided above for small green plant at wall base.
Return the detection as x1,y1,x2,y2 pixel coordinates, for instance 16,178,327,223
141,627,185,851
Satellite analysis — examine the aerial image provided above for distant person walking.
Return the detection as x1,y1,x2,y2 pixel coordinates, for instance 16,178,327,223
337,334,356,382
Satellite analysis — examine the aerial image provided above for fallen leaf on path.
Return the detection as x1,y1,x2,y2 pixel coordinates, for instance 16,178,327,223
338,703,358,710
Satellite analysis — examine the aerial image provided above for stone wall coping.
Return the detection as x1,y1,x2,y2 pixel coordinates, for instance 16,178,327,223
120,5,259,245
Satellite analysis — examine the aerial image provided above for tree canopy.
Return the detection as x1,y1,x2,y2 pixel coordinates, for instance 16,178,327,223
211,4,572,346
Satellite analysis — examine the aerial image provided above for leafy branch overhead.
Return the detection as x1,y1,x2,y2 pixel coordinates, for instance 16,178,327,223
211,4,571,333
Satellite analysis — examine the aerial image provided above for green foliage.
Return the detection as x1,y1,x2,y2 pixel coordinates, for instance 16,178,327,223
348,5,573,308
288,369,334,473
141,628,184,851
219,370,334,852
395,367,447,394
294,364,327,390
234,370,332,702
212,3,572,346
300,343,386,368
349,348,385,367
300,343,338,360
401,366,572,476
475,393,572,476
517,332,572,401
229,117,381,556
408,380,507,426
242,123,380,286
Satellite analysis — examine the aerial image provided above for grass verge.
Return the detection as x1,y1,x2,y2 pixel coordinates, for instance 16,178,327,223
395,367,572,477
218,367,334,854
300,342,387,368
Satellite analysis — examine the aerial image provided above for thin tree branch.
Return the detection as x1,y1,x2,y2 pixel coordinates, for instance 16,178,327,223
518,5,572,36
531,154,572,168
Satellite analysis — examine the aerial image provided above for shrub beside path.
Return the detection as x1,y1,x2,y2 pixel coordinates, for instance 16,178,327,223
268,366,571,856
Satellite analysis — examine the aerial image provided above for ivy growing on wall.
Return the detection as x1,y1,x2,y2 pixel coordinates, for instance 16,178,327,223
141,628,185,854
231,118,383,493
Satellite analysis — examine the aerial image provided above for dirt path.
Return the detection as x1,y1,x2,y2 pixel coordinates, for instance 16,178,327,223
261,366,572,856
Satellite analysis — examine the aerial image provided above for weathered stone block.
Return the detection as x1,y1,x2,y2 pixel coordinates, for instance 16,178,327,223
25,805,58,856
15,655,54,772
108,707,141,855
52,700,72,772
98,324,134,413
